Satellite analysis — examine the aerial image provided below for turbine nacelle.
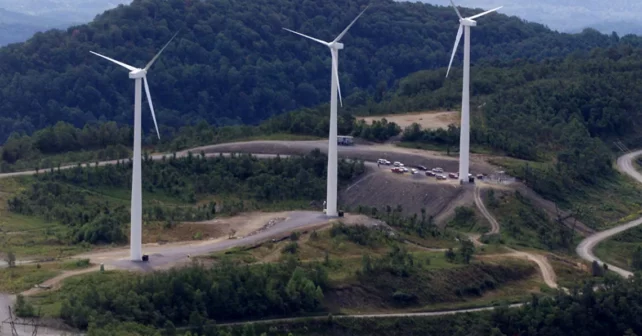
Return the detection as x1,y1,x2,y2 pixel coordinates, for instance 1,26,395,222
283,6,368,108
460,18,477,27
445,1,502,78
328,41,344,50
129,69,147,79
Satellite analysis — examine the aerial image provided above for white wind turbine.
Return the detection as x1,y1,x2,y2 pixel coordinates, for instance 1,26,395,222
90,32,178,261
446,1,502,184
283,6,368,217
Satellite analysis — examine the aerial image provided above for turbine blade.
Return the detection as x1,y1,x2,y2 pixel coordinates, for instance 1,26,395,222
446,25,463,78
143,76,160,140
332,50,343,107
449,0,463,19
144,30,179,71
468,6,503,20
282,28,330,46
89,51,136,71
333,5,369,43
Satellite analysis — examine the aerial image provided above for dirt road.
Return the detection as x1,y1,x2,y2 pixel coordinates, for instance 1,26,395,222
474,186,499,235
472,184,558,288
21,266,103,297
575,149,642,278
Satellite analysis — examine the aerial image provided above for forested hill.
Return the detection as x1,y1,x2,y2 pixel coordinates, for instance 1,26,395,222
0,0,638,142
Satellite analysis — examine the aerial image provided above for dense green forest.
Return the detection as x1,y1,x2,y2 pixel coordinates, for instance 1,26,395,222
0,0,638,141
61,259,328,331
7,150,364,243
0,112,399,171
71,273,642,335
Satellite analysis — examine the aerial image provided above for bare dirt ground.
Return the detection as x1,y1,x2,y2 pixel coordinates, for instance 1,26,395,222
358,111,459,130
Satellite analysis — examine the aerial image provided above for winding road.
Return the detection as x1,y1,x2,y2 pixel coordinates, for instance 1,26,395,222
472,185,558,289
576,149,642,278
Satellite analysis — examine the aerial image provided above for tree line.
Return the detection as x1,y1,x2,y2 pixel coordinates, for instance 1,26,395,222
0,113,399,172
7,150,365,244
61,258,328,332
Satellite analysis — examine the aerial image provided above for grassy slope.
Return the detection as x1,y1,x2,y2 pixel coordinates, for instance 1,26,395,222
207,229,539,314
0,259,93,293
593,223,642,271
491,157,642,230
589,161,642,271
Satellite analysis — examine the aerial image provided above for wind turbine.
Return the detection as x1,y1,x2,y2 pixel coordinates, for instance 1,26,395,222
445,1,502,184
283,6,368,217
90,32,178,261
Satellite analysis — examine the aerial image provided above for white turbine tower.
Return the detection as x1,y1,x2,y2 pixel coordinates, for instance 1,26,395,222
90,32,178,261
446,1,502,184
283,6,368,217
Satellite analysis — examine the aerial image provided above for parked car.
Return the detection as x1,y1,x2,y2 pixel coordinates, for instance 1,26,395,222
417,165,427,171
432,167,444,173
436,174,447,180
378,159,391,165
393,161,402,167
411,168,418,174
477,174,484,179
448,172,458,179
426,171,436,177
402,167,409,173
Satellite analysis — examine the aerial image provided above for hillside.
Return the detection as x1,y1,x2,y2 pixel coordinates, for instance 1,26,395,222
0,0,639,142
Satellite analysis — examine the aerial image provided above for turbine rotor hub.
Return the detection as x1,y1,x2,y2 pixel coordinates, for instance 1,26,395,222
129,68,147,79
460,18,477,26
329,41,344,50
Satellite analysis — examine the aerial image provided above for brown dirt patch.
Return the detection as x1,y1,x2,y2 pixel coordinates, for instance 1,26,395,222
358,111,459,130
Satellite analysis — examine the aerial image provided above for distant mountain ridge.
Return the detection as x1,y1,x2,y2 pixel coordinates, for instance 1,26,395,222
0,0,130,45
420,0,642,35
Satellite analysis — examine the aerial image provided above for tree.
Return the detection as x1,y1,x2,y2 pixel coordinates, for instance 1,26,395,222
460,240,475,264
591,260,604,277
445,248,456,262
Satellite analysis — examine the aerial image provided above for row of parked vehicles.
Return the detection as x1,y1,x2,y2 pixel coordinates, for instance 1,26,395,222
378,159,483,181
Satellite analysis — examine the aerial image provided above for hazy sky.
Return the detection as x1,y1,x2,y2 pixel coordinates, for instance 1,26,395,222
419,0,642,34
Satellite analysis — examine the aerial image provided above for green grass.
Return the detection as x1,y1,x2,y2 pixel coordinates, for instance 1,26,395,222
594,239,639,271
0,265,59,293
0,259,93,294
29,270,125,318
1,148,132,174
594,222,642,272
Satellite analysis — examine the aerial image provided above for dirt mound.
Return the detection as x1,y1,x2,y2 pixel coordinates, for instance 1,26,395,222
339,169,463,222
